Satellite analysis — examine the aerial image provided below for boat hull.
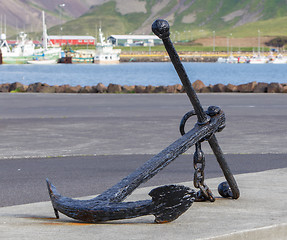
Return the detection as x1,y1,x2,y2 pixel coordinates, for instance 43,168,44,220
72,57,94,64
3,56,34,64
94,59,120,64
27,59,57,64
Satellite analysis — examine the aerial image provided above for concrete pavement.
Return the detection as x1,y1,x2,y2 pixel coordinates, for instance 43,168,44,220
0,93,287,239
0,168,286,239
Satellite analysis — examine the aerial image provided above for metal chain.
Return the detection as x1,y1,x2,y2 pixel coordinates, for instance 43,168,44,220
193,142,215,202
179,109,215,202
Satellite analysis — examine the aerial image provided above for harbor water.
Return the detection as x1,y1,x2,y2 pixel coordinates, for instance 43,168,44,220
0,62,287,87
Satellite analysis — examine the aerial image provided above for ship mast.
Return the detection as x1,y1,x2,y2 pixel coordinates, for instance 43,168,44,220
42,11,48,50
0,15,11,52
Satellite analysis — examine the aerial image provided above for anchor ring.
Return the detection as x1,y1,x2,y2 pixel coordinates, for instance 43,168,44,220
179,110,196,136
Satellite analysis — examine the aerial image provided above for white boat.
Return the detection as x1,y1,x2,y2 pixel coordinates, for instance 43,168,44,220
94,28,121,64
1,32,35,64
249,55,268,64
217,55,244,64
27,59,57,64
71,49,94,63
226,55,238,64
0,11,60,64
238,56,249,63
271,54,287,64
216,57,227,63
33,11,61,62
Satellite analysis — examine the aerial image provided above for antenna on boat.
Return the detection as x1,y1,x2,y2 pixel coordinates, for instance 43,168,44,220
0,15,11,52
4,15,7,35
0,15,2,34
0,14,7,35
42,11,48,50
95,24,98,43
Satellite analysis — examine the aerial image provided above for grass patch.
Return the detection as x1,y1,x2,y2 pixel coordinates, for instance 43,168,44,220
10,88,24,93
118,45,255,53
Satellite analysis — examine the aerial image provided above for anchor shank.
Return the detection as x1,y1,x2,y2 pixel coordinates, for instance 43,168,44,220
162,37,208,124
152,19,240,199
150,18,209,125
208,135,240,199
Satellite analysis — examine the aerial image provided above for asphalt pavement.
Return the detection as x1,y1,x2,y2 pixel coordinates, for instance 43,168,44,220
0,93,286,158
0,153,287,207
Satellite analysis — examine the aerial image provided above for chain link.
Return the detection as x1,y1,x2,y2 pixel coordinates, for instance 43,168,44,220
193,142,215,202
179,109,215,202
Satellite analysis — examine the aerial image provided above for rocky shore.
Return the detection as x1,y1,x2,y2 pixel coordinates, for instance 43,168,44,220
0,80,286,94
120,55,218,62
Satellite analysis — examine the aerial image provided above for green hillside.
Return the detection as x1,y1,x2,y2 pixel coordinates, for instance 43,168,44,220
48,1,148,36
219,16,287,38
46,0,287,41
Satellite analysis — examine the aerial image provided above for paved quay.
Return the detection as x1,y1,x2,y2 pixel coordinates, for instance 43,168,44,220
0,93,287,239
0,169,286,240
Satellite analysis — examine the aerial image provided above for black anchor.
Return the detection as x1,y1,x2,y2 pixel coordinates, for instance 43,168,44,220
46,19,240,224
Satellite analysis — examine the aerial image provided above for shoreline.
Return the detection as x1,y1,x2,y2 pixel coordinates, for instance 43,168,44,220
119,51,280,63
1,80,286,94
120,54,218,63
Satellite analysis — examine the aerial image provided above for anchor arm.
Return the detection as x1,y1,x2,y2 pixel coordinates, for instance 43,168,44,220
94,111,225,203
47,179,195,223
47,112,224,222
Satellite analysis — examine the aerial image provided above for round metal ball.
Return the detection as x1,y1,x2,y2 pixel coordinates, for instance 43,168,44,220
218,181,233,198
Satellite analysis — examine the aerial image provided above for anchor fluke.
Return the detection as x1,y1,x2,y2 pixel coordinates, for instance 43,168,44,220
46,178,60,218
149,185,195,223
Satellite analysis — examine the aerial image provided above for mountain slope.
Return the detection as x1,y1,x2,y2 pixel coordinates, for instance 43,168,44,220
0,0,96,36
47,1,151,37
53,0,287,38
2,0,287,39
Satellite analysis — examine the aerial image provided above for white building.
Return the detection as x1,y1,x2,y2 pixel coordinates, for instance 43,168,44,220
107,35,161,46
